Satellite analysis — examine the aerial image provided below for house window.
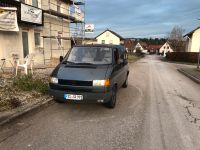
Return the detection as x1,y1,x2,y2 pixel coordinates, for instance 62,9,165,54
164,46,166,49
167,46,169,49
32,0,38,7
34,32,40,46
102,40,105,44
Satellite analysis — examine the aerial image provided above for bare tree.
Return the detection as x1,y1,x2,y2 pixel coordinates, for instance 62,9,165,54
167,26,186,52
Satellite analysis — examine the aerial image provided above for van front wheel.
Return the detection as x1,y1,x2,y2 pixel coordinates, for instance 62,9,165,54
104,86,117,109
53,97,65,103
122,75,128,88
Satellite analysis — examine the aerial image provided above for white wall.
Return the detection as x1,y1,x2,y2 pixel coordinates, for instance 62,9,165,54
135,43,144,50
190,29,200,52
0,0,72,66
0,29,23,67
96,31,120,45
0,27,43,66
159,42,173,54
185,37,192,52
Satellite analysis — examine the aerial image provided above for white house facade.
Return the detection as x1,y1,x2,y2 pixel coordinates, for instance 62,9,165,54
0,0,85,67
95,29,124,45
133,42,147,53
185,27,200,52
159,42,173,54
134,43,144,51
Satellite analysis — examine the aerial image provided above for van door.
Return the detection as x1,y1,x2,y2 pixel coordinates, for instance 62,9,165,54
118,48,127,86
120,50,128,85
112,48,124,87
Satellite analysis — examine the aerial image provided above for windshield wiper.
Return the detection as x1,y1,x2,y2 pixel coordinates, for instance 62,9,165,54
62,61,76,64
62,61,94,65
75,63,94,65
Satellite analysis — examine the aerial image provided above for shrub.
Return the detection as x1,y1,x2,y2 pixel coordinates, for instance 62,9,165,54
13,75,48,94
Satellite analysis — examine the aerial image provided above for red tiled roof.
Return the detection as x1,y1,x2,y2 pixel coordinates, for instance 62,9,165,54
147,45,162,50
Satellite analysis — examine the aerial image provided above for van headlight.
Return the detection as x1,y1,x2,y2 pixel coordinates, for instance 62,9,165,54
93,79,110,87
50,77,58,84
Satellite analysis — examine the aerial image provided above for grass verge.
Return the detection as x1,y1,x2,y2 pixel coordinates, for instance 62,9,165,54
0,74,49,112
193,68,200,72
13,75,48,94
128,54,144,63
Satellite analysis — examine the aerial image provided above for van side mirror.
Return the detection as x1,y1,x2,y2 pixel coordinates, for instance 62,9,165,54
60,56,64,63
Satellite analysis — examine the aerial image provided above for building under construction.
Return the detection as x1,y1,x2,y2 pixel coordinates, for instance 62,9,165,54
0,0,85,66
41,0,85,64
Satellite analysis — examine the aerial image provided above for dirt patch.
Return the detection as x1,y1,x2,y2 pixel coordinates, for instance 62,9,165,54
0,70,51,112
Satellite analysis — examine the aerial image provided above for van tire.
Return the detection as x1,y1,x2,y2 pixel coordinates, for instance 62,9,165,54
104,86,117,108
122,75,128,88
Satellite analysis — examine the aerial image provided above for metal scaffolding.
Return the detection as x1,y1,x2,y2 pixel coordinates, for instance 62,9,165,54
41,0,85,64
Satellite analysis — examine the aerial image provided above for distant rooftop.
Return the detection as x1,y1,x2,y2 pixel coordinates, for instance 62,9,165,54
95,29,125,40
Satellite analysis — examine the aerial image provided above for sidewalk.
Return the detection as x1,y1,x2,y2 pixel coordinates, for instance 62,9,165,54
178,68,200,84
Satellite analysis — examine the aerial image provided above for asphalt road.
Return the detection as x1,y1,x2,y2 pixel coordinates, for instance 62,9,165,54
1,55,200,150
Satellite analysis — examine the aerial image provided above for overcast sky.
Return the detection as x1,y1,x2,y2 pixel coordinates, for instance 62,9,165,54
85,0,200,38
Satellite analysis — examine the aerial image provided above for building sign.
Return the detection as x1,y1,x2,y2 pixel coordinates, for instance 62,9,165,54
0,7,19,32
85,24,94,33
72,5,84,22
21,3,42,24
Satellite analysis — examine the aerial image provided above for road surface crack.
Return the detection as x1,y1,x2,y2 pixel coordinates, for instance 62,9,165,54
177,94,200,129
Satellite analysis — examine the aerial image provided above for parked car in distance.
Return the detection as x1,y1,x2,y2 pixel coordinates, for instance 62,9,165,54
49,44,129,108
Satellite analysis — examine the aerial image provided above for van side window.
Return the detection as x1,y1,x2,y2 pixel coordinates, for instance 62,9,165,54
119,53,124,63
119,48,125,61
124,50,128,60
114,48,120,64
118,47,128,65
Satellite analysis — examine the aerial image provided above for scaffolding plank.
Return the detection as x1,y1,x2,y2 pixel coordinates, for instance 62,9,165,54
42,36,72,40
43,9,84,23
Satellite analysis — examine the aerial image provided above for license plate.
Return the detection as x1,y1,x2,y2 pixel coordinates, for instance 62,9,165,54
64,94,83,101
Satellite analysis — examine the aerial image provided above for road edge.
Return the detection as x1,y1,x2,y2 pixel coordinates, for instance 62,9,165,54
178,69,200,84
0,97,54,127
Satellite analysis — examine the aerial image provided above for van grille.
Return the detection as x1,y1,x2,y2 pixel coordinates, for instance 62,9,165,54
50,84,93,92
58,79,93,87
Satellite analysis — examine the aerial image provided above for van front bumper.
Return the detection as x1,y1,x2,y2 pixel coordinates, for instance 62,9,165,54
48,88,112,103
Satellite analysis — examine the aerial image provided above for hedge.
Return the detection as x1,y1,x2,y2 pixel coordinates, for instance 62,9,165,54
166,52,199,63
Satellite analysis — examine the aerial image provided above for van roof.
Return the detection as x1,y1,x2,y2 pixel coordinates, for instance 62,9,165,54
75,44,125,49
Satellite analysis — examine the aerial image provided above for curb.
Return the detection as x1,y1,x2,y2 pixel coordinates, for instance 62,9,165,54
161,58,197,66
178,69,200,84
0,97,54,127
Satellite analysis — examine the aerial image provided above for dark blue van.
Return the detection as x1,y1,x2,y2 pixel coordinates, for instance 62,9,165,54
49,44,129,108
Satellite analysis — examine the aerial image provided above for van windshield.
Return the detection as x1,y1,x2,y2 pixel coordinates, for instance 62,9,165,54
64,47,113,65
